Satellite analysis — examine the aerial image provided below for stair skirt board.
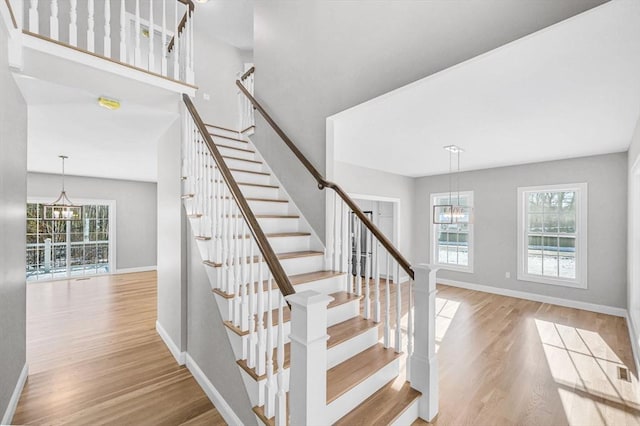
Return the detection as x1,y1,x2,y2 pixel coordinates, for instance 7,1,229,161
390,398,421,426
326,358,401,425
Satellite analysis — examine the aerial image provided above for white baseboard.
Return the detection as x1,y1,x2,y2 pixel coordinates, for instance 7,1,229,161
1,363,28,426
626,312,640,374
185,354,243,426
115,265,157,274
438,278,627,317
155,321,185,366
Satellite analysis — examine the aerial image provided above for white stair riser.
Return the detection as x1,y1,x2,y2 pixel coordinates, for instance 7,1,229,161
211,135,249,149
204,254,325,283
268,235,311,253
248,200,290,216
239,184,281,199
224,157,265,173
327,327,378,369
327,299,360,327
256,217,301,234
326,358,400,424
390,397,420,426
217,146,256,161
230,170,272,186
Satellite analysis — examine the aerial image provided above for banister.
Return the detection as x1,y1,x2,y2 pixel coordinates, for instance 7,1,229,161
167,0,195,53
182,93,296,296
235,80,415,281
240,66,255,82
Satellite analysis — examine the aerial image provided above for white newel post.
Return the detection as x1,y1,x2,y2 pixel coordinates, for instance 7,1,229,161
410,264,439,422
286,291,333,426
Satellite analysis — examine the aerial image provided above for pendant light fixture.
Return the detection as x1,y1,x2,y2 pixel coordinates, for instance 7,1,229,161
44,155,82,221
433,145,473,224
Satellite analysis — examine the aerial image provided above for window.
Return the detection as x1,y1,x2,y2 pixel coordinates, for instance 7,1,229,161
26,200,114,281
517,183,587,288
430,191,474,272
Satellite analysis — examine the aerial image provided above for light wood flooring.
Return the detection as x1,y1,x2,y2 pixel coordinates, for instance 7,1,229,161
13,271,224,425
13,272,640,425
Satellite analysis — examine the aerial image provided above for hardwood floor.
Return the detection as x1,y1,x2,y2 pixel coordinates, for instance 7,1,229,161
422,284,640,426
13,271,224,426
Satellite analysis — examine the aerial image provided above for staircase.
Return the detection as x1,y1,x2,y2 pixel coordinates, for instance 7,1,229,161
181,80,437,425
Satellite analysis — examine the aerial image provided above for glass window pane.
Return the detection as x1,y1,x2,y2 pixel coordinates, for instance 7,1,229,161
559,192,576,214
528,214,543,233
543,254,559,277
543,214,559,233
528,193,544,213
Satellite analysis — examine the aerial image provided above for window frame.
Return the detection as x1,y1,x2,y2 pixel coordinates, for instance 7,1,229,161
430,190,474,273
517,183,588,289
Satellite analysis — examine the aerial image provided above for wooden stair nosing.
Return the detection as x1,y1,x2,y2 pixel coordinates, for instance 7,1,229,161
205,123,240,133
229,168,270,176
216,143,255,154
210,133,248,143
222,155,263,165
238,182,278,189
237,314,377,381
203,250,324,268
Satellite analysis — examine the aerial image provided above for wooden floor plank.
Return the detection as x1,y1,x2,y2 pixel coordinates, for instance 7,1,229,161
13,271,225,425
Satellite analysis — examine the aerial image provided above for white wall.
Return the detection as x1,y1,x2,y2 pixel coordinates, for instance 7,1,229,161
414,153,628,309
192,16,249,130
27,172,157,271
627,116,640,367
156,117,186,354
0,16,27,423
253,0,607,241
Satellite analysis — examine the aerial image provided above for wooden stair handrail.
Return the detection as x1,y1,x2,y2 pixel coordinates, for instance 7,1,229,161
168,0,195,53
240,66,255,82
182,94,296,296
235,80,415,281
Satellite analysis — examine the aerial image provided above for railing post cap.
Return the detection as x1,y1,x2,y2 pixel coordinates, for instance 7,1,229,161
286,291,334,308
415,263,441,272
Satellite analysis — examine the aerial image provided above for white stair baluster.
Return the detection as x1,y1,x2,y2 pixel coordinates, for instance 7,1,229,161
395,261,402,353
265,273,276,418
240,223,249,334
103,0,111,57
256,255,266,377
346,210,352,293
215,169,222,264
161,0,167,76
332,193,339,271
374,241,381,323
355,217,361,296
69,0,77,46
364,226,371,319
222,185,231,298
233,205,241,327
275,293,286,426
87,0,94,52
29,0,39,33
119,0,126,61
49,0,58,39
247,241,257,369
173,0,179,79
134,0,141,66
148,0,154,72
407,277,413,378
384,251,391,348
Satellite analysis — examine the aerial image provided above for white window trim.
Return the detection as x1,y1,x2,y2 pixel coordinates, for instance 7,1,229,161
430,191,474,273
516,183,588,289
27,197,117,279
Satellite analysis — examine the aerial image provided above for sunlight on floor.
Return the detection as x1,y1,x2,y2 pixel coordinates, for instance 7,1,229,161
535,319,640,425
435,297,461,353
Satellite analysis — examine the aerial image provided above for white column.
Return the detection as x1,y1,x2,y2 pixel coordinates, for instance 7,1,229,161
49,0,58,39
286,290,334,425
103,0,111,57
119,0,126,62
69,0,77,46
410,264,439,422
87,0,95,52
29,0,39,33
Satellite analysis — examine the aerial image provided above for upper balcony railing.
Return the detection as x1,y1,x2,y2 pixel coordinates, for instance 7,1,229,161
18,0,195,86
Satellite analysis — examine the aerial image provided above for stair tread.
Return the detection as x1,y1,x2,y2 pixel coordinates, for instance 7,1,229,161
334,380,421,426
205,123,240,133
238,182,279,189
230,168,270,176
224,232,310,240
327,343,401,404
203,250,324,268
256,214,299,219
222,155,262,164
237,304,373,381
210,133,248,143
216,143,255,154
246,197,288,203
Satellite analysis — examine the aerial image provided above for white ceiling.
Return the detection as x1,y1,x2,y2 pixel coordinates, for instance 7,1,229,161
16,75,178,182
195,0,254,51
331,0,640,178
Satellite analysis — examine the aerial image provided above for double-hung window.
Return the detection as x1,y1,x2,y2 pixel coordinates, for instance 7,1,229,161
430,191,474,272
517,183,587,288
